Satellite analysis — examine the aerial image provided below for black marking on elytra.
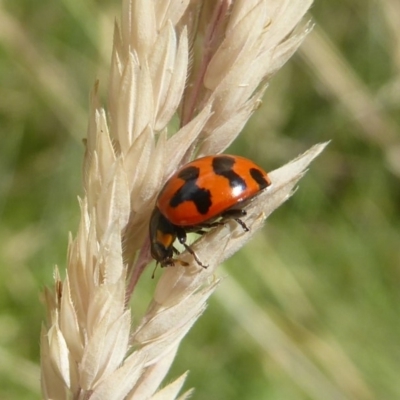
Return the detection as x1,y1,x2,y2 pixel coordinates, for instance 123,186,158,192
212,156,247,191
250,167,270,190
177,165,200,181
170,165,212,214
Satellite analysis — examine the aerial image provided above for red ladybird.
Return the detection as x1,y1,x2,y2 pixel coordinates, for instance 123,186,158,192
149,154,271,268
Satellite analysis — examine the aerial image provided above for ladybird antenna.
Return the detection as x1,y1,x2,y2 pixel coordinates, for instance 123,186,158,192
151,262,159,279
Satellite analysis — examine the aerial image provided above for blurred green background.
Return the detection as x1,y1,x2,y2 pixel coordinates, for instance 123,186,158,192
1,0,399,399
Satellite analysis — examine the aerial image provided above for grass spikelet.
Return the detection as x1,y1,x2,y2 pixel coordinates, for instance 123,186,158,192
40,1,318,398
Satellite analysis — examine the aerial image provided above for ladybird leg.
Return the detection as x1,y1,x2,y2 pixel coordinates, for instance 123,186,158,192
176,227,208,269
181,242,208,268
220,209,249,232
204,221,225,228
233,217,249,232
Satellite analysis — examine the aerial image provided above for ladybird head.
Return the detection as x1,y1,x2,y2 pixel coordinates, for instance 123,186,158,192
149,207,177,267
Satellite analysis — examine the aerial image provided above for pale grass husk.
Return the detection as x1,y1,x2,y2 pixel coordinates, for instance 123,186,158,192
40,1,318,399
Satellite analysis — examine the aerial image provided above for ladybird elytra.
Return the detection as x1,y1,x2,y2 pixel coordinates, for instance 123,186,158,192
149,154,271,268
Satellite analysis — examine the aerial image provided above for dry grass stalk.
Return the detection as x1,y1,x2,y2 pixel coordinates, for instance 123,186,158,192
40,1,318,399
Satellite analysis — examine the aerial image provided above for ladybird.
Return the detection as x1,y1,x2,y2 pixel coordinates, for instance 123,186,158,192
149,154,271,268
